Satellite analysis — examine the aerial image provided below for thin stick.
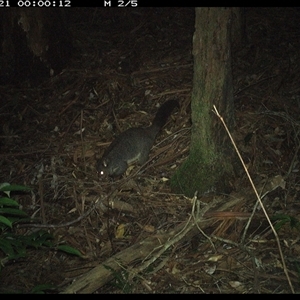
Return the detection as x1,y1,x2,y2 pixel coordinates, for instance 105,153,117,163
212,105,294,294
19,198,100,228
80,109,86,173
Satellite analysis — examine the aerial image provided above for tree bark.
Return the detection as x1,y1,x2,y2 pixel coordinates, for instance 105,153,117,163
171,7,241,197
0,8,72,84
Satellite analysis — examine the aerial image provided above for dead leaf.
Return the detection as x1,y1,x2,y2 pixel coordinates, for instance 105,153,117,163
115,224,126,238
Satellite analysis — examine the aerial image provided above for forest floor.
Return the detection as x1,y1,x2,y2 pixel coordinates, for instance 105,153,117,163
1,7,300,294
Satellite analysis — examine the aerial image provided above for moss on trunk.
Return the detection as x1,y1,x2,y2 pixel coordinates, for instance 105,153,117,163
171,8,240,197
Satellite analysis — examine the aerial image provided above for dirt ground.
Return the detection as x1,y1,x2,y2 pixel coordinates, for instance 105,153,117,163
1,7,300,293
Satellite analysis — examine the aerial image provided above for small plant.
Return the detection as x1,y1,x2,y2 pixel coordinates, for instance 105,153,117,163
271,213,300,232
103,264,133,293
0,182,81,272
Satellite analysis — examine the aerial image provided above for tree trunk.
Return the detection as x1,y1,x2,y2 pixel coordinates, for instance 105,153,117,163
0,8,72,84
171,7,241,197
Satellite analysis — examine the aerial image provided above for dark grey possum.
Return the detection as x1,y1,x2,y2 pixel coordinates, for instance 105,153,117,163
97,99,179,177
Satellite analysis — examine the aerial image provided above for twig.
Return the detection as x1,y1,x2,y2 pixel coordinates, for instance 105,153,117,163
285,130,300,180
131,65,192,75
129,191,205,278
191,193,217,252
18,197,101,229
38,178,46,224
234,75,277,96
18,176,122,229
212,105,294,294
80,109,86,173
59,112,81,138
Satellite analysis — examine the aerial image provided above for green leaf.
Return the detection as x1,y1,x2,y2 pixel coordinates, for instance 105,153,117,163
271,214,300,232
7,239,23,251
57,245,82,257
0,197,19,207
0,183,11,197
0,238,15,257
0,184,31,192
30,230,53,241
0,208,28,217
27,231,54,248
0,215,12,228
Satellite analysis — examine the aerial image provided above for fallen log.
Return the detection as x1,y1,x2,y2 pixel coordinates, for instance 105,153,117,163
61,175,285,293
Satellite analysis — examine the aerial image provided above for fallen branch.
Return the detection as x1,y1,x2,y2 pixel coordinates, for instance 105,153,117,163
60,174,284,293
